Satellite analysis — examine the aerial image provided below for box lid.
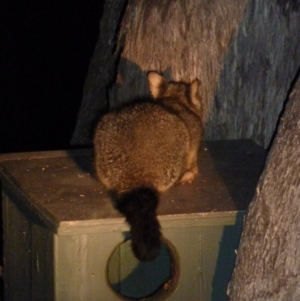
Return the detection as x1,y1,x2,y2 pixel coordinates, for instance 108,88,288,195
0,140,266,233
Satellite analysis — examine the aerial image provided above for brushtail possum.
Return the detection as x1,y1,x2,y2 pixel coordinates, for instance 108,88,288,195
94,71,203,261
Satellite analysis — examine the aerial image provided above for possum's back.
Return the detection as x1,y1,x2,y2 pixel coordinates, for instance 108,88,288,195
94,101,189,192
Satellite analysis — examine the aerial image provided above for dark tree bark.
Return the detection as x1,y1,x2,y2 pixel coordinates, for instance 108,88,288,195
72,0,300,148
206,1,300,147
109,0,248,127
228,73,300,300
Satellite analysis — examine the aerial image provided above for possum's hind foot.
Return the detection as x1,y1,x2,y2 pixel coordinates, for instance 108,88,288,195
177,166,198,185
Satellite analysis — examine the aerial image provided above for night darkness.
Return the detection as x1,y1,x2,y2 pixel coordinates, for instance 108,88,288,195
1,2,104,296
1,1,104,153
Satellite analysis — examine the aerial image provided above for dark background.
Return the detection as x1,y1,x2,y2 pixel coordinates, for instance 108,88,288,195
1,1,104,154
1,1,104,297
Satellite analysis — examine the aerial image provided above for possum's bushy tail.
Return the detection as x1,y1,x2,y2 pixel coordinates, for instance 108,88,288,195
115,187,161,261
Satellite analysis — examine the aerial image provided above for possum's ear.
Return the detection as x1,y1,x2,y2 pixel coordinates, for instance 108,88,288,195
190,78,201,109
147,71,167,99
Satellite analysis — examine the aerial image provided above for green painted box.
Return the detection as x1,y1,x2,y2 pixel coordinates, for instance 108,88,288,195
0,140,266,301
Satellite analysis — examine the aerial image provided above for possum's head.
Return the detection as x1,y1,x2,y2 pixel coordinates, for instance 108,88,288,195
147,71,202,115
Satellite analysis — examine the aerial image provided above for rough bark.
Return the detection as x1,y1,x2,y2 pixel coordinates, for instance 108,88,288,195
207,0,300,147
109,0,300,148
228,74,300,300
71,0,127,145
72,0,300,148
110,0,247,126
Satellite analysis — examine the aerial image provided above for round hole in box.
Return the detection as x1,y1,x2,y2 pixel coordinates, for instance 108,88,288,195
107,237,180,300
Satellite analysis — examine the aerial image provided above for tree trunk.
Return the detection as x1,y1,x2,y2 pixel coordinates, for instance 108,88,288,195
206,1,300,147
72,0,300,148
109,0,247,129
228,72,300,301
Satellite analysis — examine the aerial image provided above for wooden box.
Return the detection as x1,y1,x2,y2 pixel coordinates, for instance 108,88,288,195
0,140,266,301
